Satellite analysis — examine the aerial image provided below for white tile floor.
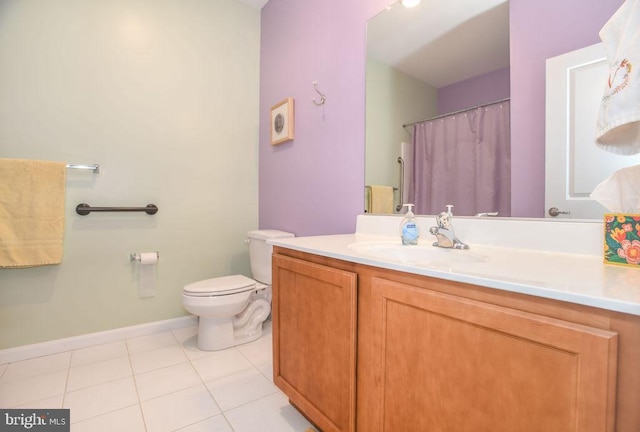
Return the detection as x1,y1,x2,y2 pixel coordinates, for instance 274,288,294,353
0,322,317,432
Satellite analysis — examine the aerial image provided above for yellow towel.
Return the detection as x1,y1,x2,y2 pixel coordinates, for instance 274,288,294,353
368,185,395,214
0,158,67,268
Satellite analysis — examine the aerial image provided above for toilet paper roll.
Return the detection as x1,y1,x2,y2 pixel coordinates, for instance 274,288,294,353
140,252,158,265
138,252,158,298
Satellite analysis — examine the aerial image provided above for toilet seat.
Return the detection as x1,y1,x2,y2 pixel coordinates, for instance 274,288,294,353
183,275,256,297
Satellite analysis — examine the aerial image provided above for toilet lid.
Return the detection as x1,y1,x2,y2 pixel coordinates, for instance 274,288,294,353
183,275,256,296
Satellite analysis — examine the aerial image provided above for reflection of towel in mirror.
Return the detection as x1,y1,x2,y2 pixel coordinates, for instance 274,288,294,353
590,164,640,212
368,185,394,214
596,0,640,155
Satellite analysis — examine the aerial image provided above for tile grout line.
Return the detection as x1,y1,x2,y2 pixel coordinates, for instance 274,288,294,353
62,340,144,428
2,326,298,431
169,327,272,432
206,342,281,430
154,329,228,431
175,327,226,431
236,345,273,383
60,351,72,411
126,336,149,432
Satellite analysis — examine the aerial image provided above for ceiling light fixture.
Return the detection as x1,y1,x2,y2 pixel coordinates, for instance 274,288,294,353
401,0,420,8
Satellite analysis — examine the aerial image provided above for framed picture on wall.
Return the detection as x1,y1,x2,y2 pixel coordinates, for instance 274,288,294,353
270,97,295,145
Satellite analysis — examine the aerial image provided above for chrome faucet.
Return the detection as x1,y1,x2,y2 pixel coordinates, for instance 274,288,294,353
429,205,470,249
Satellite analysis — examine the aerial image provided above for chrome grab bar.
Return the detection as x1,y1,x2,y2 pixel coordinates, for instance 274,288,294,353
396,156,404,212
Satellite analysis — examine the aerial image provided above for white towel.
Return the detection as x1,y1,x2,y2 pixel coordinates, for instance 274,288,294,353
590,164,640,212
595,0,640,155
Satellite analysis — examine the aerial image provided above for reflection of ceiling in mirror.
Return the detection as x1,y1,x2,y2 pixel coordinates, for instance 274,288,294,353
367,0,509,88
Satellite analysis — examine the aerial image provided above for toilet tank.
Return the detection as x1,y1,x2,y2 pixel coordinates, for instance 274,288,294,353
247,230,295,284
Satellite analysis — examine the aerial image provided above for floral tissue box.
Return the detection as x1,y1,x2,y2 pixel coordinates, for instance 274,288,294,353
604,214,640,267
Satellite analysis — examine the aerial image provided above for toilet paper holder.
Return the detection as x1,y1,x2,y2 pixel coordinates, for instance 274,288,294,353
130,252,159,262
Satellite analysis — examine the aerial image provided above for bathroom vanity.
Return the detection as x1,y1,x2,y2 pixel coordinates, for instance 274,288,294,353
270,215,640,432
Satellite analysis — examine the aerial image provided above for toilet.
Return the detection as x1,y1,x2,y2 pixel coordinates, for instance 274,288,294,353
182,230,294,351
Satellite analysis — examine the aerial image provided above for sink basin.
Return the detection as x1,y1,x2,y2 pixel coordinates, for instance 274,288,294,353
347,241,487,267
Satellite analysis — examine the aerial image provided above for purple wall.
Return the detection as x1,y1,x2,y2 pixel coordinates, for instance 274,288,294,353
509,0,622,217
259,0,622,234
258,0,387,236
438,67,511,115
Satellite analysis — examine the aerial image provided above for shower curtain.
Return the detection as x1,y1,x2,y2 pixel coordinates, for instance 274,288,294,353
407,100,511,216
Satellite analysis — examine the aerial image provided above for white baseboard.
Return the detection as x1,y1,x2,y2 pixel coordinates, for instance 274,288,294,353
0,315,198,364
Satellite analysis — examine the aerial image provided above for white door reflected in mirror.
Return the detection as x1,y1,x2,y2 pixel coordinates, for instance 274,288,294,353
545,43,640,219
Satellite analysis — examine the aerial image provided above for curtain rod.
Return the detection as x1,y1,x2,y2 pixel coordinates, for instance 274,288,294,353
402,97,510,129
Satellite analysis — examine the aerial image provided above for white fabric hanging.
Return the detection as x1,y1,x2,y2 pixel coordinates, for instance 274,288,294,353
590,164,640,212
595,0,640,155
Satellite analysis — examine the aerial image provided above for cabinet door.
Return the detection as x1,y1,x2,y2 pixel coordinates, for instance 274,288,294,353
272,254,357,432
368,277,618,432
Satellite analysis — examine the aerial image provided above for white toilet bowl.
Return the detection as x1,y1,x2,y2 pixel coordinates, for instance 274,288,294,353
182,275,271,351
182,229,294,351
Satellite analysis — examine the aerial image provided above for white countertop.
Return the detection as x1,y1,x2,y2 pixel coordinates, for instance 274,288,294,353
269,215,640,316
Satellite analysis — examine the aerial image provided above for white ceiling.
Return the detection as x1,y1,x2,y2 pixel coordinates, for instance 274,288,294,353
367,0,510,88
236,0,269,9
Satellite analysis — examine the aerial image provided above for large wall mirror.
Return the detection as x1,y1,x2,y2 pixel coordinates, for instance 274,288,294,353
365,0,637,220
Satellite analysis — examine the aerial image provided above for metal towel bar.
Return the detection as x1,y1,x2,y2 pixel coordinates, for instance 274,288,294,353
76,203,158,216
66,164,100,173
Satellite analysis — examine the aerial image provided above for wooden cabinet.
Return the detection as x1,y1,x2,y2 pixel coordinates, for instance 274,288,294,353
271,253,358,432
364,276,618,432
272,247,639,432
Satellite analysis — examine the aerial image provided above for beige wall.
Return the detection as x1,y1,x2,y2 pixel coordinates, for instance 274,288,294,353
0,0,260,349
365,58,438,207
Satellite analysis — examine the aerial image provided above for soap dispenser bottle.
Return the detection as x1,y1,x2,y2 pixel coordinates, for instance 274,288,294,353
400,203,419,245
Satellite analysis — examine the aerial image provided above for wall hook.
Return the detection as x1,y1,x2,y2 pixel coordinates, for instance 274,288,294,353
312,81,326,106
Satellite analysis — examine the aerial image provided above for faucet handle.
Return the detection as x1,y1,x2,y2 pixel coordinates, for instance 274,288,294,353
436,211,452,229
436,204,457,231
